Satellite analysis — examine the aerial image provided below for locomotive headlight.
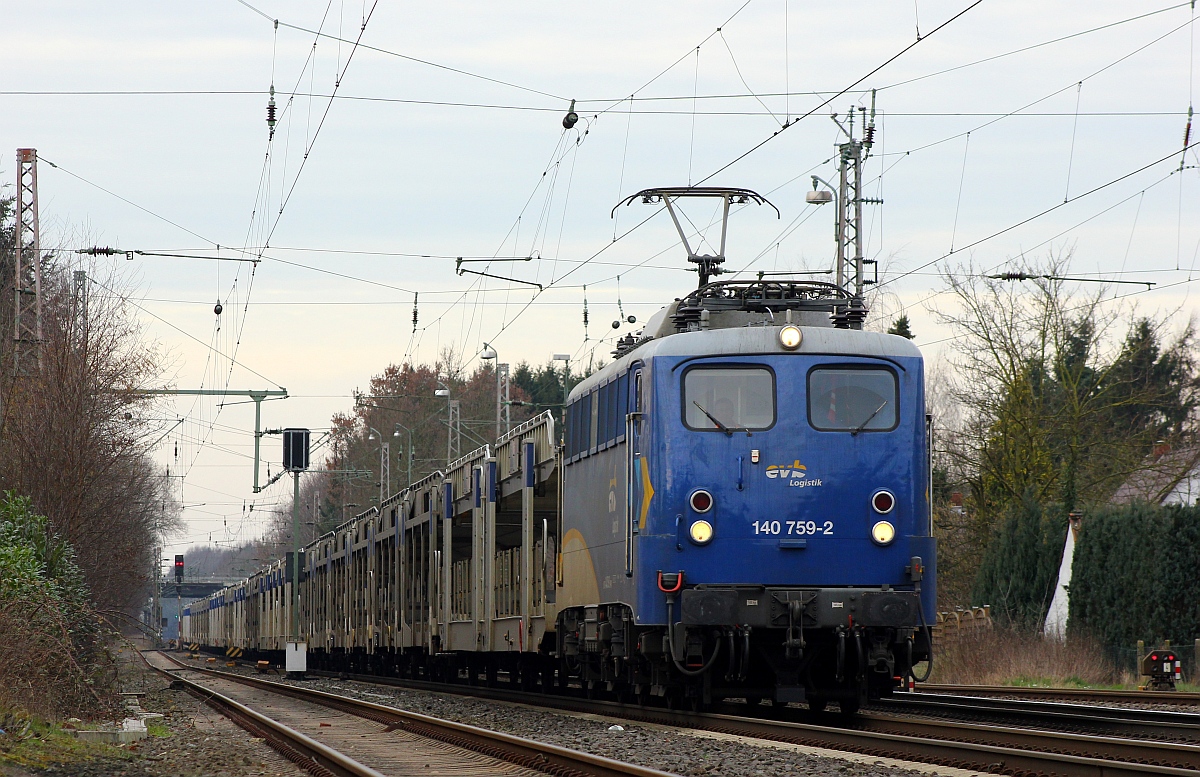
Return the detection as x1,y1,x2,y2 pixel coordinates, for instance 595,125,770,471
779,325,803,350
871,520,896,546
689,519,714,545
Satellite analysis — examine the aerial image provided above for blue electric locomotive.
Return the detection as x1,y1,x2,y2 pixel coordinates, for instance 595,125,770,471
556,196,934,712
182,186,933,714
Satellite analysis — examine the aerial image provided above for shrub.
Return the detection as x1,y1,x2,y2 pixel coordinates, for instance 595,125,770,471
0,492,117,719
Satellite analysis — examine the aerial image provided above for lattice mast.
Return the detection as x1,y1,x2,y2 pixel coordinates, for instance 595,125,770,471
13,149,44,375
829,97,881,327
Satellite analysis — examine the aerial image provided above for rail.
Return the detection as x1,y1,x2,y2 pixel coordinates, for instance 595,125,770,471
270,665,1200,777
147,652,678,777
913,682,1200,706
142,652,384,777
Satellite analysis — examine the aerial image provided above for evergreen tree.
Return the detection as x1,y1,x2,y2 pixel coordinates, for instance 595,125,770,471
887,314,914,339
971,492,1066,628
511,359,589,430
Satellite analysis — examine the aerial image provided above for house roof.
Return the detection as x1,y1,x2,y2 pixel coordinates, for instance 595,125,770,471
1110,444,1200,505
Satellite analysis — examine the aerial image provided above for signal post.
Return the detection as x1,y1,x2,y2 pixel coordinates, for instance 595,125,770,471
283,428,310,678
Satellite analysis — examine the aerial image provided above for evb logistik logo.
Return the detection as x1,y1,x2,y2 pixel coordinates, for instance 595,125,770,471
765,460,823,487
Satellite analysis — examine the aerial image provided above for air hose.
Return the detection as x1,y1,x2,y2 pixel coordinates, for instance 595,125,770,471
910,583,934,683
665,598,722,677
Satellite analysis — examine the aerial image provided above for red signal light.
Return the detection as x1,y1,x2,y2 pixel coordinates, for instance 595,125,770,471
871,490,895,514
689,489,713,513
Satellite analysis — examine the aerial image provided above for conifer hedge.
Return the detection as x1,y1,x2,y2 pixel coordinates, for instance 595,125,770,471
972,494,1067,629
1069,502,1200,646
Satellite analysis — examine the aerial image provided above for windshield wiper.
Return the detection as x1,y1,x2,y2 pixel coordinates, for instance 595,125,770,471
850,400,888,437
693,401,733,436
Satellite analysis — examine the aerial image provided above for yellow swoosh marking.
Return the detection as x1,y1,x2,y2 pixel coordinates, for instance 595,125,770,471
639,455,654,531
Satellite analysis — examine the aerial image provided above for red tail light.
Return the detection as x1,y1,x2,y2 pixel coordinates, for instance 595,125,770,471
689,489,714,513
871,490,895,514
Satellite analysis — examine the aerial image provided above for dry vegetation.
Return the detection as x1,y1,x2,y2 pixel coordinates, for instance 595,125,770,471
929,628,1118,687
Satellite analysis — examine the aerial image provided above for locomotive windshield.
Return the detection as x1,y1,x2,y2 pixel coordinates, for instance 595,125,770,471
807,367,898,432
683,366,775,431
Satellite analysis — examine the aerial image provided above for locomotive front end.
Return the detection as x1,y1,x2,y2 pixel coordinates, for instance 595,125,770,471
635,324,934,711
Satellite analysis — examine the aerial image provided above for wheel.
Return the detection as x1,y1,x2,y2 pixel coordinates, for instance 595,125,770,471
808,699,827,713
839,696,860,715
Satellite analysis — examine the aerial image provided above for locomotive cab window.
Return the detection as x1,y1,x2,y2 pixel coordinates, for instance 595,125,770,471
683,366,775,432
808,367,898,432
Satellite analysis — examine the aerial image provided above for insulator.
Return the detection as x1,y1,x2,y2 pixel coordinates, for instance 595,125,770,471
267,85,277,140
562,99,578,130
864,125,876,147
214,299,223,316
412,292,419,333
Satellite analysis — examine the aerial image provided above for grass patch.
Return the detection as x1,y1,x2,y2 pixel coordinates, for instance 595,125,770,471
0,714,134,769
147,721,171,738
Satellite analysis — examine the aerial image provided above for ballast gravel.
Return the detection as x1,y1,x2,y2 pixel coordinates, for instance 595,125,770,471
216,665,987,777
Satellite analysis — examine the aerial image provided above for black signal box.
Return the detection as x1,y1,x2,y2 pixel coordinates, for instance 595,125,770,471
283,428,310,472
174,554,184,582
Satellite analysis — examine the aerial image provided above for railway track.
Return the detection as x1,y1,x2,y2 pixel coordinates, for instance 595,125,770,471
913,683,1200,707
880,692,1200,739
143,652,677,777
189,661,1200,776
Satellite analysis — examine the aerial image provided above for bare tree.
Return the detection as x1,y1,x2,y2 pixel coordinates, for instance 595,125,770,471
0,245,181,611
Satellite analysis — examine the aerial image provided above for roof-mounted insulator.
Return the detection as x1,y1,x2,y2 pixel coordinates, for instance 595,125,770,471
267,85,277,140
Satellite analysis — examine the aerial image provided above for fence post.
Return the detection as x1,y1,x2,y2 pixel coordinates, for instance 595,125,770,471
1137,639,1146,686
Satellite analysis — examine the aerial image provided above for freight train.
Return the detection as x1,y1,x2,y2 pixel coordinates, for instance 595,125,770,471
184,187,935,713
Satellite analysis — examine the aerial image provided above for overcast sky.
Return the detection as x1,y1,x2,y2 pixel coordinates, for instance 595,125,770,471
3,1,1197,565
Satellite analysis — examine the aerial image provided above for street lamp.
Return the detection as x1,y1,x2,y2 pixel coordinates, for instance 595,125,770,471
435,385,458,466
367,427,388,508
480,343,503,440
553,353,571,443
807,175,841,284
392,423,412,487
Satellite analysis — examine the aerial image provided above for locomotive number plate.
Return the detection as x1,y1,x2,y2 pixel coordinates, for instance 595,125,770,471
753,520,834,536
